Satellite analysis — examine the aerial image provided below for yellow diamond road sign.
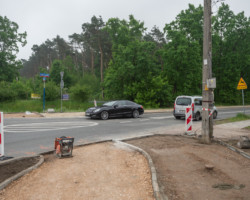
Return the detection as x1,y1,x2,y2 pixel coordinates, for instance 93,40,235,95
237,77,247,90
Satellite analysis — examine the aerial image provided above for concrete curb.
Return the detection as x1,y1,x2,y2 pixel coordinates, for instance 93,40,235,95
215,140,250,160
0,155,44,191
113,140,167,200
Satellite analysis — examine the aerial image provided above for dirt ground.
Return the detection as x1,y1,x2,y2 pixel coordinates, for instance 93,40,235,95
127,135,250,200
0,157,40,183
1,112,250,199
0,142,154,200
1,136,250,200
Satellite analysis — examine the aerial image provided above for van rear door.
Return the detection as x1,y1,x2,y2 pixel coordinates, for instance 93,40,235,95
175,97,192,114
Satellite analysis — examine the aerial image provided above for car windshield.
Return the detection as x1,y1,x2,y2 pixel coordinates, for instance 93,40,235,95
102,101,117,107
176,98,191,106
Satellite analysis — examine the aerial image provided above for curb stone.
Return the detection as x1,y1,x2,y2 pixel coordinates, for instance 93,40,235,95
113,140,167,200
0,155,44,191
215,140,250,160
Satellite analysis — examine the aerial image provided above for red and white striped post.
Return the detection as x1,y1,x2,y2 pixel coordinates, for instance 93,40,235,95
202,108,214,118
0,112,4,157
185,107,192,134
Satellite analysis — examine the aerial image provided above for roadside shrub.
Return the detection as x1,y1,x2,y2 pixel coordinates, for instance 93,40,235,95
69,84,91,102
41,81,60,101
0,81,17,102
11,80,31,100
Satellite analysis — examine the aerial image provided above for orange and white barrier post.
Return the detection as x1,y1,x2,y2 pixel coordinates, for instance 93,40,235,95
185,107,192,134
0,112,4,157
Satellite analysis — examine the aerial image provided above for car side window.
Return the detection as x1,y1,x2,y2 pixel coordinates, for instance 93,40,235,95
194,98,202,106
125,101,134,106
116,101,125,107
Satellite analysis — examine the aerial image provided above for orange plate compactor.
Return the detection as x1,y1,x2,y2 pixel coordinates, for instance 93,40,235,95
54,136,74,158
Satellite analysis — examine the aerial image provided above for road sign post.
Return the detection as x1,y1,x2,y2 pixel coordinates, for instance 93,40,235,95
237,77,247,114
0,112,4,157
40,73,50,113
60,72,64,113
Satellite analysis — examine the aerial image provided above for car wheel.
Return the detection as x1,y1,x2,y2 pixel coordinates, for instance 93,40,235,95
132,110,139,118
213,111,217,119
100,111,109,120
174,116,181,119
195,112,200,121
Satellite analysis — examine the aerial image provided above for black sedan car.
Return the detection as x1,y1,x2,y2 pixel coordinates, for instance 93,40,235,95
85,100,144,120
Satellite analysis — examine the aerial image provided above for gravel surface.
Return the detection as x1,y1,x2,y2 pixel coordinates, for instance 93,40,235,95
0,142,155,200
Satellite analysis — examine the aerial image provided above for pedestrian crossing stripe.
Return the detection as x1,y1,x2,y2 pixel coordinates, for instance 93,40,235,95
237,77,247,90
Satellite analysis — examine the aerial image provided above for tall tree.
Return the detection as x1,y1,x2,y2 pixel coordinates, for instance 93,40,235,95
163,4,203,96
21,36,73,78
213,3,250,103
0,16,26,81
104,15,172,107
81,16,111,97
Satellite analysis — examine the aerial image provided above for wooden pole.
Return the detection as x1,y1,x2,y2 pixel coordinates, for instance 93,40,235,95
202,0,213,144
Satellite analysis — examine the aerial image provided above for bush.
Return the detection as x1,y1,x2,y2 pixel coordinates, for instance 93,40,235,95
70,84,91,102
41,81,60,101
0,81,17,102
11,80,31,100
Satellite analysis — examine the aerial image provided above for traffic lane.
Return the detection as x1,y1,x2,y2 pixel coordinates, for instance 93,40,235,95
4,114,180,157
4,120,99,157
3,108,250,157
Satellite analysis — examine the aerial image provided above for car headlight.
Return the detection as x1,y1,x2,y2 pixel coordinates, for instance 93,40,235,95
93,108,101,113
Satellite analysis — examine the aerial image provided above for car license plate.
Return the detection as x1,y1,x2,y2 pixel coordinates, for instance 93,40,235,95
179,110,185,113
86,113,90,116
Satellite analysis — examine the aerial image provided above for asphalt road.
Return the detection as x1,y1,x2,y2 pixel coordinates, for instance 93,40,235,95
3,107,250,157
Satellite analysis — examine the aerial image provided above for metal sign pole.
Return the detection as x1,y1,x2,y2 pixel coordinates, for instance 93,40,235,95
0,112,4,157
61,87,62,113
242,89,245,114
43,80,45,113
40,73,50,113
60,72,64,113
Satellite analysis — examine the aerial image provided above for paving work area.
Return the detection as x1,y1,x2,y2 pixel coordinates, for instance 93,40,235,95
0,142,155,200
1,112,250,200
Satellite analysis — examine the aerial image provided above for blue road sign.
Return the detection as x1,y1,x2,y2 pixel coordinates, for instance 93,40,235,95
40,73,50,77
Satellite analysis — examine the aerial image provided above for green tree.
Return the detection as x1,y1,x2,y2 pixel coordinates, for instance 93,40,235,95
11,79,31,100
0,16,26,81
163,4,203,97
41,81,60,101
213,3,250,103
69,84,91,102
104,16,173,106
81,16,112,97
50,59,73,88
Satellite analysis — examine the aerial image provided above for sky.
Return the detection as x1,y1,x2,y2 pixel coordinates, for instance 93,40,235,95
1,0,250,60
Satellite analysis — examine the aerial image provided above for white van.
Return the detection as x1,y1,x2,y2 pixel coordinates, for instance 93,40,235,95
173,95,217,120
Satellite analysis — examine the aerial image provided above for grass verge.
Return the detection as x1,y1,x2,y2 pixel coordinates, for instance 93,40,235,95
0,100,96,113
215,113,250,125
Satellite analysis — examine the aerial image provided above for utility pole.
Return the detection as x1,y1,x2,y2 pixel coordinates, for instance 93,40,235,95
202,0,213,144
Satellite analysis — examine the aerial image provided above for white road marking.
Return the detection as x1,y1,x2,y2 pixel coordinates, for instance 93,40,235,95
4,121,98,133
150,116,174,119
